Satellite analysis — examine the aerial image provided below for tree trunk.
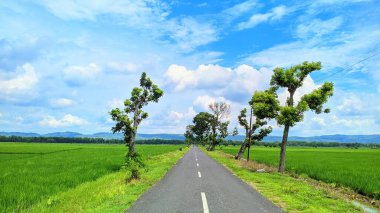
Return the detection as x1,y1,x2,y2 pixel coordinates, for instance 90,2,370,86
247,144,250,161
128,109,139,157
246,108,253,162
278,90,294,173
235,139,248,159
128,133,136,157
278,125,290,173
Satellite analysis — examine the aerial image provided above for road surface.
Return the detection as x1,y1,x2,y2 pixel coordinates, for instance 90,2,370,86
128,146,282,213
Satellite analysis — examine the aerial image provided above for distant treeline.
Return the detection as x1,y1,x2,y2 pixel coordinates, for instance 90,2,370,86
0,136,184,145
1,136,379,148
224,140,380,148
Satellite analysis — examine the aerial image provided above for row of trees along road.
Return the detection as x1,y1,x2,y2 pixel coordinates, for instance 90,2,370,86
184,102,238,151
185,61,334,173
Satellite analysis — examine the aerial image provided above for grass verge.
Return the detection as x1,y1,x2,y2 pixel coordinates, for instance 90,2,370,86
205,149,364,213
27,148,187,213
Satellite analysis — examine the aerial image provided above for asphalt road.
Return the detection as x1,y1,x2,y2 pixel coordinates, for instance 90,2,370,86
128,146,282,213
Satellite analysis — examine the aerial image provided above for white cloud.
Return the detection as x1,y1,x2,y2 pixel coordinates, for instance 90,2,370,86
37,0,169,22
337,95,365,114
37,1,217,51
63,63,101,86
312,117,326,126
107,98,124,109
237,5,287,30
296,16,343,39
223,0,258,18
168,107,196,123
15,116,24,124
331,115,375,128
193,95,230,110
49,98,75,107
39,114,88,127
166,63,273,103
0,63,38,95
106,61,139,73
166,64,271,91
166,17,218,51
165,64,232,91
312,0,371,6
244,29,380,70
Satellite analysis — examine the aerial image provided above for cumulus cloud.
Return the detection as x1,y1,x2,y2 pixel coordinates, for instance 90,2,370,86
63,63,101,86
49,98,75,107
166,64,273,102
39,114,88,127
193,95,230,110
165,64,232,91
168,107,196,123
0,63,38,95
237,5,287,30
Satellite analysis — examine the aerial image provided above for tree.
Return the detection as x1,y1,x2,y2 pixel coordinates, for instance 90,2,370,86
269,61,334,172
191,112,213,145
185,102,234,150
207,102,231,151
235,90,278,160
109,72,163,180
184,124,195,146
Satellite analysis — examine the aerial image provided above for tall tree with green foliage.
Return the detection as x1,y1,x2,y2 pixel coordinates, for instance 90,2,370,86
269,61,334,172
235,90,279,160
109,72,163,179
185,102,235,149
187,112,214,146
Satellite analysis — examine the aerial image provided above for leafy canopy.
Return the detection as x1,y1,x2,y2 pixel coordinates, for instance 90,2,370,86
110,72,163,138
270,61,334,127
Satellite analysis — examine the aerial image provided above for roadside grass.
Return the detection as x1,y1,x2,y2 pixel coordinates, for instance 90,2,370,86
0,142,183,212
27,148,187,213
205,149,363,212
219,146,380,199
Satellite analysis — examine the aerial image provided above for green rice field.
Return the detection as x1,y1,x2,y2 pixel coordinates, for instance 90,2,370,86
219,146,380,199
0,142,181,212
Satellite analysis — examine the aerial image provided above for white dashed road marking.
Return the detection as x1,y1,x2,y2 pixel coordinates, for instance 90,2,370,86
198,171,202,178
201,192,209,213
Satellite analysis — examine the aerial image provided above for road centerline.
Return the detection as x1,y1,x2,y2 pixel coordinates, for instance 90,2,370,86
198,171,202,178
201,192,209,213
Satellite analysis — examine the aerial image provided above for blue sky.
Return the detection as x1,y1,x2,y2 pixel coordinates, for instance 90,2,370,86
0,0,379,136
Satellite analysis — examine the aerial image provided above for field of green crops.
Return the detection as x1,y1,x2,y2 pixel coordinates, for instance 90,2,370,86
219,146,380,199
0,142,181,212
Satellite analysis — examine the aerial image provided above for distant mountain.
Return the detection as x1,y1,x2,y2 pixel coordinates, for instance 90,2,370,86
43,132,83,137
0,132,40,137
1,132,380,143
